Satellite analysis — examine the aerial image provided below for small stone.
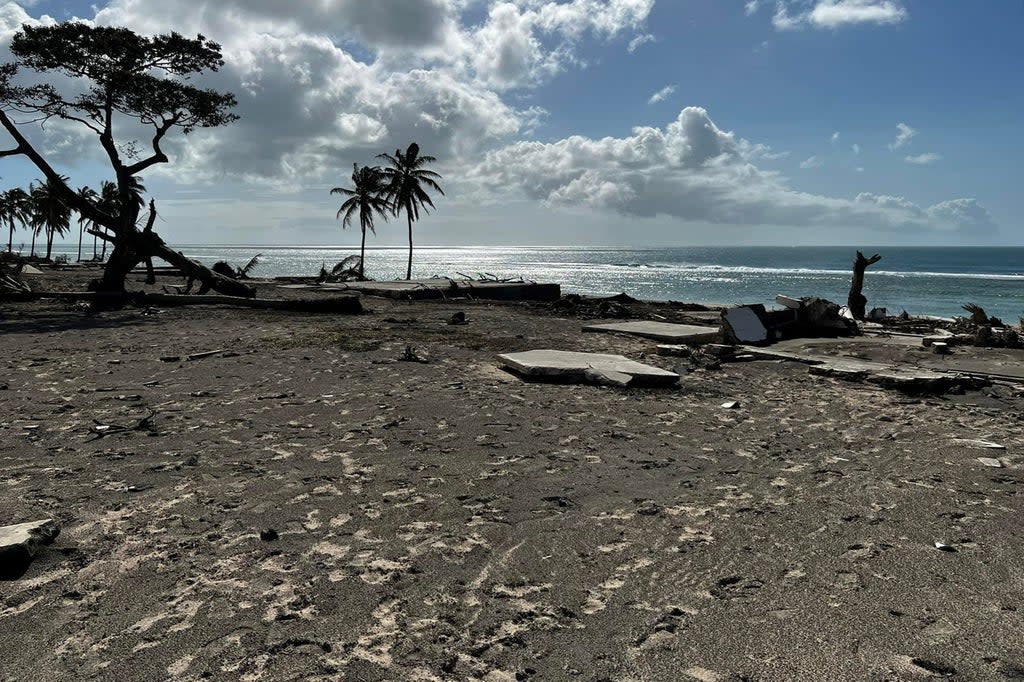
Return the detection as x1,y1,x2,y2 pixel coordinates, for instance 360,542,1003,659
934,541,957,553
448,311,467,325
977,457,1003,468
721,400,741,409
260,528,279,542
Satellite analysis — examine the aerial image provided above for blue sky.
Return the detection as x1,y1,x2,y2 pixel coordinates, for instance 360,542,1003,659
0,0,1020,247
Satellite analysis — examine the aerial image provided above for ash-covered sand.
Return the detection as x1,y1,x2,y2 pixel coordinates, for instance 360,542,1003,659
2,277,1024,681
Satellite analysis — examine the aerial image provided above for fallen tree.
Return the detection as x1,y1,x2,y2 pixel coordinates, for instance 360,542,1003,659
0,23,253,297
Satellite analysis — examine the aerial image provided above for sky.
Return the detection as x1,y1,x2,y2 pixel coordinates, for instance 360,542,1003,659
0,0,1021,247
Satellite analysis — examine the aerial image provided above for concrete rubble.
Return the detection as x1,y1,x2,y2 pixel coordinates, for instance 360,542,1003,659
0,519,60,580
497,350,679,388
582,321,720,344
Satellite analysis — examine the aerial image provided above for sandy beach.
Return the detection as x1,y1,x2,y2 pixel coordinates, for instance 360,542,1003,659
3,272,1024,681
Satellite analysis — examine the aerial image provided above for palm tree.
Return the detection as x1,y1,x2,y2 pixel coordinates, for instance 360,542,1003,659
1,188,31,255
377,143,445,280
75,186,98,262
30,177,72,261
330,164,390,280
91,177,146,261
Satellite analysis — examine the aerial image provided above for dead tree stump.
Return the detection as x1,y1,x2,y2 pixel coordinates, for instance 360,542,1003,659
848,251,881,321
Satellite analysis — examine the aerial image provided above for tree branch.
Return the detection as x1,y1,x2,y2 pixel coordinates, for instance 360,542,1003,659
86,228,116,243
0,146,24,157
0,110,118,230
124,117,176,175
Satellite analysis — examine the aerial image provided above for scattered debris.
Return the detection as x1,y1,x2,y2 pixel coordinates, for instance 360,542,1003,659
0,519,60,580
448,311,468,325
933,541,957,553
977,457,1003,468
400,345,429,363
88,411,158,440
498,350,679,388
721,400,741,409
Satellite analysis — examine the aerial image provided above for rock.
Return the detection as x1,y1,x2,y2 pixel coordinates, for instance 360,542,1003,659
932,341,950,355
720,400,741,409
448,311,467,325
0,519,60,580
977,457,1003,468
260,528,279,542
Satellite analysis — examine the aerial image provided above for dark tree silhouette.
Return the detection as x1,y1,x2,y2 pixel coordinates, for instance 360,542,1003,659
378,143,444,281
331,164,390,280
1,187,30,254
30,176,71,261
848,251,882,320
0,22,252,295
75,186,98,262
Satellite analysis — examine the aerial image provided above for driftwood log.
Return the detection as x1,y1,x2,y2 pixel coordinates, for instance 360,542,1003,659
848,251,881,321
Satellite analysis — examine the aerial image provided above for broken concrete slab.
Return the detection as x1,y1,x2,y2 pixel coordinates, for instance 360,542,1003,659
279,278,561,302
776,294,802,310
953,439,1006,450
583,321,720,344
497,350,679,388
808,359,988,394
722,306,769,344
19,264,43,275
1,519,60,579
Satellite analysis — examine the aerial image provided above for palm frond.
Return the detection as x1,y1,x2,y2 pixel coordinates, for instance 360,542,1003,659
239,254,262,277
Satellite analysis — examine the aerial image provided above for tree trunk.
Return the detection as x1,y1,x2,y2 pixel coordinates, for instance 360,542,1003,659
359,226,366,280
77,223,84,262
95,239,142,292
406,212,413,281
45,228,53,261
30,229,36,257
89,228,255,298
848,250,882,321
7,224,12,254
100,228,108,261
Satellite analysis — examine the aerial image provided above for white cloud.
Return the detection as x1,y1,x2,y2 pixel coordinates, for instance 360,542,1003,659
470,107,994,234
627,32,655,52
852,143,860,155
765,0,908,30
831,131,840,144
905,152,941,165
648,84,676,105
27,0,652,187
889,122,917,150
800,155,822,169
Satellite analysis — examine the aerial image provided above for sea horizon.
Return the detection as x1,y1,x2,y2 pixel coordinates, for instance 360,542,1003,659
39,243,1024,321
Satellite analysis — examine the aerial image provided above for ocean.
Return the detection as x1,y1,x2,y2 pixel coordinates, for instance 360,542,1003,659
47,244,1024,321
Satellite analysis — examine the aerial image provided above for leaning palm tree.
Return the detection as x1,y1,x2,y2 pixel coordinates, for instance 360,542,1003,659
1,187,31,255
75,186,98,262
30,177,72,261
331,164,390,280
377,143,445,280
